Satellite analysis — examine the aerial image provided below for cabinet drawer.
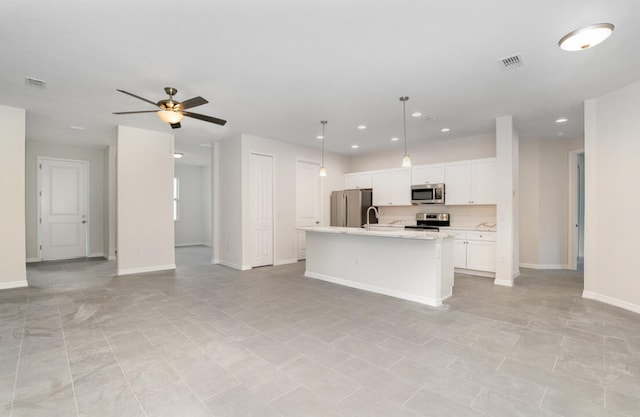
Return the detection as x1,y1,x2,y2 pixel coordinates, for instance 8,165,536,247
466,231,496,242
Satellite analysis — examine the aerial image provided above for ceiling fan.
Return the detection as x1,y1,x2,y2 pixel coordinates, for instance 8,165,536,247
113,87,227,129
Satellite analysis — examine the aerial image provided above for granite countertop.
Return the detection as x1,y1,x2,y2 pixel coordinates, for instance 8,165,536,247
297,226,457,240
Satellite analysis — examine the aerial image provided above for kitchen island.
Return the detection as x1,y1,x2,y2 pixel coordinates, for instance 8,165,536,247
299,226,456,307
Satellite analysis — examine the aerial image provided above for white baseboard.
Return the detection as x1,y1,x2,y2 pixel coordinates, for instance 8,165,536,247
519,263,569,270
274,258,298,266
494,279,515,287
215,260,251,271
211,258,219,265
0,280,29,290
89,252,106,259
305,271,447,307
455,268,495,278
117,264,176,276
582,291,640,314
26,257,39,263
108,255,116,261
174,242,207,247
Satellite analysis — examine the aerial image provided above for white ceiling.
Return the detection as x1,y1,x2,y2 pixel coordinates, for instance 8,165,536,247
2,0,639,163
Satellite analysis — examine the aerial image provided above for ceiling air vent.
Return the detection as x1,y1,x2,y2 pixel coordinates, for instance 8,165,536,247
25,77,46,89
499,55,523,71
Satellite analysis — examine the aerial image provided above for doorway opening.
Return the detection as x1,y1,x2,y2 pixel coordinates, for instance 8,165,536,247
568,150,585,271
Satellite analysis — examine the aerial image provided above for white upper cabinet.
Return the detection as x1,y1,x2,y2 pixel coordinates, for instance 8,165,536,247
444,158,496,205
372,168,411,206
411,164,445,185
444,161,473,205
344,172,373,190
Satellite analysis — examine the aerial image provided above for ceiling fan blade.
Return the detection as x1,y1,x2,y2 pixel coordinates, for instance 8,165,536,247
170,122,181,129
113,110,158,115
183,111,227,126
180,96,208,110
116,89,159,107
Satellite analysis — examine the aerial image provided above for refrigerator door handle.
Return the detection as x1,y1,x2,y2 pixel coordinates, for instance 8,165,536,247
343,194,348,227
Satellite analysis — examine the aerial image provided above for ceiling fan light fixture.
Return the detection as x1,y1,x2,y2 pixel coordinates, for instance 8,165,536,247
157,110,184,124
559,23,614,51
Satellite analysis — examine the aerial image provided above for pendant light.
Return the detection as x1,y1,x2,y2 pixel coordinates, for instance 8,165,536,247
319,120,328,177
399,96,411,167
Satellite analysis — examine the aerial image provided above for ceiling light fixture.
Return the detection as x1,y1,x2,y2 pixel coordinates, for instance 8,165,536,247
441,128,451,133
316,135,324,140
411,112,422,118
351,144,359,149
319,120,327,177
399,96,411,168
158,110,184,124
173,153,184,159
390,137,399,142
556,118,568,123
357,125,367,130
558,23,614,51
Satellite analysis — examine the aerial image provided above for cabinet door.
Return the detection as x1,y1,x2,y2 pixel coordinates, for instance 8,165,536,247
344,174,358,190
372,171,392,206
425,164,445,183
466,240,496,272
453,239,467,268
472,158,497,205
444,161,472,205
411,166,427,185
357,172,373,189
390,168,411,205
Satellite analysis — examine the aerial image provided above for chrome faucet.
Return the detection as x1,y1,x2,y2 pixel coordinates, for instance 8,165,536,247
366,206,379,231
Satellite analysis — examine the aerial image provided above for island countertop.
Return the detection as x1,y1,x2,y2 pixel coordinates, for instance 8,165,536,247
297,226,457,240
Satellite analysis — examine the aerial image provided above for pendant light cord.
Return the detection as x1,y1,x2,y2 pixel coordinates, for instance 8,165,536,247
402,99,407,155
321,120,327,166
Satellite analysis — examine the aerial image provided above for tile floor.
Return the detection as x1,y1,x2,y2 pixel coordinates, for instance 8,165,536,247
1,246,639,417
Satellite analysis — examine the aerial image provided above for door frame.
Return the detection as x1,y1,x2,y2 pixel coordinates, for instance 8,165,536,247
37,157,91,262
567,149,584,270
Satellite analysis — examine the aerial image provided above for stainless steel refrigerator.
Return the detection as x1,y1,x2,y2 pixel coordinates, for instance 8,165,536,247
330,189,377,228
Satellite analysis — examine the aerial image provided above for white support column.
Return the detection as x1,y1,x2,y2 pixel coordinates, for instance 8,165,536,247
495,115,520,286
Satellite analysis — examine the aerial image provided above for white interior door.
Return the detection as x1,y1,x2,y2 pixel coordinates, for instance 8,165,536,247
296,161,320,260
40,158,89,261
250,153,274,267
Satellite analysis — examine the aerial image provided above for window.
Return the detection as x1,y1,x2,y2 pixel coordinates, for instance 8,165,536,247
173,177,179,221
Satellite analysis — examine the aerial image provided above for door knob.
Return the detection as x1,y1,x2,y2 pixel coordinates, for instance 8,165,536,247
82,220,87,224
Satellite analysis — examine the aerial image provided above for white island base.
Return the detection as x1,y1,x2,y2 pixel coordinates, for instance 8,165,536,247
302,228,454,307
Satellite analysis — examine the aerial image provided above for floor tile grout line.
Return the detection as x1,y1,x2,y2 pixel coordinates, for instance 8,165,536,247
8,291,29,417
55,289,81,417
96,300,151,417
538,386,548,408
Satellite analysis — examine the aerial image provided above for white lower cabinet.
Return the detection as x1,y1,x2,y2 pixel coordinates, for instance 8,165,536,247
452,230,496,274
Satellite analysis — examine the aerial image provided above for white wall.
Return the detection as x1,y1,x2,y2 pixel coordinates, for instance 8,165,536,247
241,134,348,267
584,80,640,313
25,140,107,260
348,134,496,172
215,135,244,268
107,145,117,260
202,164,212,246
174,164,209,246
518,137,583,268
0,105,27,289
116,126,175,275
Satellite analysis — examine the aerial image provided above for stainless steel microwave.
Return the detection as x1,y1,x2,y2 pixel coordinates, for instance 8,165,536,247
411,183,445,204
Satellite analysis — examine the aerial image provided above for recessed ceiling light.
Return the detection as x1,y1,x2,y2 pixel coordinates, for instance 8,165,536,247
441,128,451,133
357,125,367,130
390,137,399,142
559,23,614,51
173,153,184,159
200,143,212,147
70,125,85,130
556,118,568,123
411,112,422,118
316,135,324,140
351,145,359,149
